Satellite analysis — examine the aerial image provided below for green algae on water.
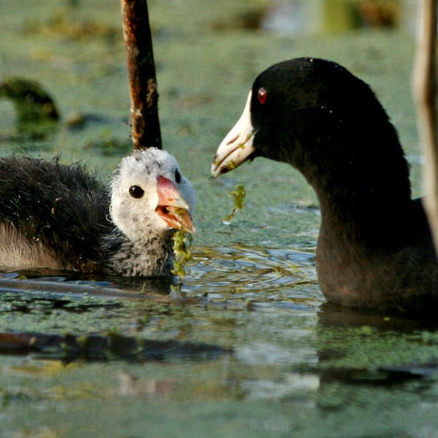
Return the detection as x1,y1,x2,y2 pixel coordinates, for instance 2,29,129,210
172,230,193,279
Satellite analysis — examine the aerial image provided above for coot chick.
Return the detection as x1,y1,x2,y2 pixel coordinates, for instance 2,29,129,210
211,57,438,314
0,148,195,276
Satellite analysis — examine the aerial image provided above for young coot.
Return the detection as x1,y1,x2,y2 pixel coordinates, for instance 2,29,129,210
0,148,195,276
211,57,438,314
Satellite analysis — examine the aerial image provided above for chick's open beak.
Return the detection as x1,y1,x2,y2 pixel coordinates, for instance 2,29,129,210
156,176,195,233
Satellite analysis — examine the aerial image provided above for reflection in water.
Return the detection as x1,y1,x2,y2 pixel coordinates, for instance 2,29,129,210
0,331,229,362
186,245,320,311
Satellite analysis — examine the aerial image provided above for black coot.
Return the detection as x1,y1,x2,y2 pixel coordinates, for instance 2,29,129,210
212,57,438,314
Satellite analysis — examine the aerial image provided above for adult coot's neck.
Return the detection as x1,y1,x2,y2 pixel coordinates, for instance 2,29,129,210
283,89,432,310
273,81,412,242
311,117,410,238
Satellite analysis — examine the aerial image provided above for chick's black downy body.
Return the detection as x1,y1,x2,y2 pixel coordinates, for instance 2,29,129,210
0,156,110,272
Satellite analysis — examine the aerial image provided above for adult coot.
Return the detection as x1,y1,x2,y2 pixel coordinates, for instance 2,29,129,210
0,148,195,276
211,57,438,314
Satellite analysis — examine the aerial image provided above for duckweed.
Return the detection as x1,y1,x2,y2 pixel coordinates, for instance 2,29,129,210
223,184,246,224
172,230,193,279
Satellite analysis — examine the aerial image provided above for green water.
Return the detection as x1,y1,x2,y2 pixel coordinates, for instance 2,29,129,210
0,0,437,437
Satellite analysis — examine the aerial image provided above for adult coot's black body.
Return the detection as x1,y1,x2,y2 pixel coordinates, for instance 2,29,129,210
211,57,438,314
0,148,195,276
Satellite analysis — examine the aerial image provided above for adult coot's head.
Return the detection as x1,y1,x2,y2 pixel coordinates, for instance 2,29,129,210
211,57,409,203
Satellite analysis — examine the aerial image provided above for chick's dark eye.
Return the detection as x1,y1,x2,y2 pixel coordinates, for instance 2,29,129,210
129,185,144,199
175,169,181,184
258,87,267,105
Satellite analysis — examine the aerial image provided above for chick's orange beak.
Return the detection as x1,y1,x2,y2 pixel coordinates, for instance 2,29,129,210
155,176,195,233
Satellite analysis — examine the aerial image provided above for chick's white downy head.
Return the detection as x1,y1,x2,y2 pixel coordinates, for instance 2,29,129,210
110,148,195,243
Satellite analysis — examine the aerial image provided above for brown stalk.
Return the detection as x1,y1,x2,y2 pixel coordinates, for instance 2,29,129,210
121,0,162,150
413,0,438,253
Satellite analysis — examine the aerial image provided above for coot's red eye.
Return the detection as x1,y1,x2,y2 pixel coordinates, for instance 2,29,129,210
258,87,267,105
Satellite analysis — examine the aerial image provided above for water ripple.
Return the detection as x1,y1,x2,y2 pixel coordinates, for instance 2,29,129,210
184,245,322,311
